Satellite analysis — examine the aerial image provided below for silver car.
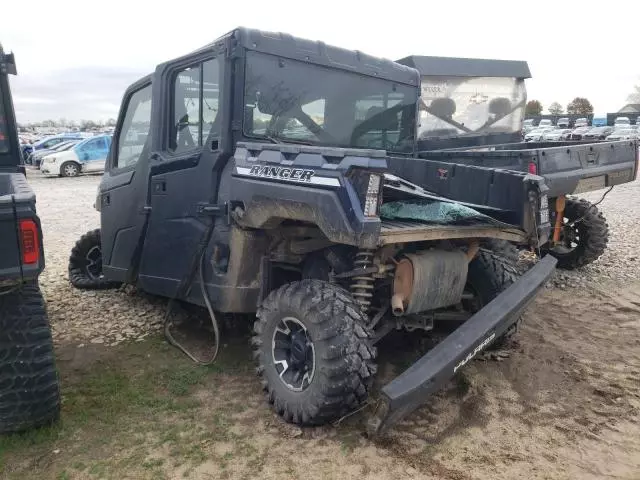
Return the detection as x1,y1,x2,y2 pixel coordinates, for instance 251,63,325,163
605,128,638,141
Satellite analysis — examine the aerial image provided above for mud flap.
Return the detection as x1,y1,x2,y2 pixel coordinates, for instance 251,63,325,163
366,254,557,436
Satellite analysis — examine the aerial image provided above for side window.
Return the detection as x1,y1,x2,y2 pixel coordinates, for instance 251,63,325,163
115,84,152,169
44,138,63,148
170,57,221,153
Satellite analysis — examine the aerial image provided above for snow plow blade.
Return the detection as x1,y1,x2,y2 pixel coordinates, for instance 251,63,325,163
366,254,557,436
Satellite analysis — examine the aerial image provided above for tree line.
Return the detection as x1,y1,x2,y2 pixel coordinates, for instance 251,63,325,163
18,118,117,129
525,98,594,116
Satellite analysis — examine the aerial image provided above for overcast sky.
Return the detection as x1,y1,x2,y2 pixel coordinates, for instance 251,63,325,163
3,0,639,122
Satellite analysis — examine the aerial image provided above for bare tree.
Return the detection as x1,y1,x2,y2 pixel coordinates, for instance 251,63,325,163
548,102,563,115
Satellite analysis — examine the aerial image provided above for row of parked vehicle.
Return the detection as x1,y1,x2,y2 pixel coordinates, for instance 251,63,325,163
523,124,639,142
21,133,111,177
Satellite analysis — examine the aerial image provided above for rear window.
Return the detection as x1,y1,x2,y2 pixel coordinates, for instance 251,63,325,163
0,95,8,153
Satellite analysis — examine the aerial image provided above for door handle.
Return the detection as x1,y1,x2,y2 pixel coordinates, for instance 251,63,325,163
151,179,167,194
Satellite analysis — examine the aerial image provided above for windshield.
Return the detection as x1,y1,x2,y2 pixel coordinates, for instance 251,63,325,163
417,75,526,139
0,92,8,153
243,52,418,153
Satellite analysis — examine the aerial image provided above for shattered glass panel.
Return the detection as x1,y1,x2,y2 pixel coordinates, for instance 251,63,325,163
380,199,510,227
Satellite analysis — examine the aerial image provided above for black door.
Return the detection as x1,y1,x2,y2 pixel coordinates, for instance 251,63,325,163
137,55,226,298
100,78,154,282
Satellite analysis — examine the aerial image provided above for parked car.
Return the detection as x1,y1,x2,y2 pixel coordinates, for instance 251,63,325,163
542,129,572,141
524,127,555,142
557,117,570,128
568,126,591,140
613,116,631,127
574,117,589,127
560,129,574,140
40,135,112,177
605,128,638,141
538,119,553,127
582,126,615,140
522,119,536,134
21,133,84,159
28,140,80,167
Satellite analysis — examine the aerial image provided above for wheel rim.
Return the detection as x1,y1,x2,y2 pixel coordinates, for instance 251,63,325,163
85,245,103,280
550,217,580,255
64,164,78,176
271,316,315,392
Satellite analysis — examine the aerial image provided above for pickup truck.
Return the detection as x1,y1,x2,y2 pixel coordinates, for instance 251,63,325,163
416,139,638,268
0,45,60,434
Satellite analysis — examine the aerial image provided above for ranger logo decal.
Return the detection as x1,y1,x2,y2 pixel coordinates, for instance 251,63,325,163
235,165,341,187
248,165,315,182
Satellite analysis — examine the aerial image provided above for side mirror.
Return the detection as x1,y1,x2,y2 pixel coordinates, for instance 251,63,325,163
83,152,89,161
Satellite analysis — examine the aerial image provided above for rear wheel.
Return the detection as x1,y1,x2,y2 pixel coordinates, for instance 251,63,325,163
252,280,377,426
60,161,80,177
69,229,120,290
545,198,608,269
0,282,60,434
464,250,520,348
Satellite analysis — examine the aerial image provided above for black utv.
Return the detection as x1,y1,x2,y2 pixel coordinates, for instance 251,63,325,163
69,28,556,435
0,45,60,434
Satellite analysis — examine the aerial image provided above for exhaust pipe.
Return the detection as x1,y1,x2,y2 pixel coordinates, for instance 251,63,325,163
391,293,405,316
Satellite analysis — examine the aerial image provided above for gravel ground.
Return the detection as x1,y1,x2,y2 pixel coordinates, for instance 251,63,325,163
27,170,168,346
28,168,639,343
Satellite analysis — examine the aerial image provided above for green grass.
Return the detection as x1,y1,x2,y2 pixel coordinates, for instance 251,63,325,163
0,336,234,479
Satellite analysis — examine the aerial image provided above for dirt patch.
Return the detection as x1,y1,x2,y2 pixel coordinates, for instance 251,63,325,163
2,281,639,479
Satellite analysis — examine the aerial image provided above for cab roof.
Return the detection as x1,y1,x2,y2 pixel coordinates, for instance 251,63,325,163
396,55,531,79
196,27,421,87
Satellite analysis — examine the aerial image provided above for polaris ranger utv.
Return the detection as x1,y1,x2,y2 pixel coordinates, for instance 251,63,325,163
396,55,638,269
0,45,60,434
69,28,556,435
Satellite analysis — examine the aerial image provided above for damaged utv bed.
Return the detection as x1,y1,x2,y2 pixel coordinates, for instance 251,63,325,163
69,27,556,436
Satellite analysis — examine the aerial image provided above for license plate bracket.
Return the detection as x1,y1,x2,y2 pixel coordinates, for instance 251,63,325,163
573,175,606,194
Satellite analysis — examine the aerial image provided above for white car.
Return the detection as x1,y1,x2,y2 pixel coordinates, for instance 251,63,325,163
538,119,553,127
613,116,631,128
40,135,112,177
524,127,555,142
542,129,572,141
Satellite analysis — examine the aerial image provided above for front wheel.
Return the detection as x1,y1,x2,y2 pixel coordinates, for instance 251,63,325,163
60,161,80,177
252,280,377,426
69,229,120,290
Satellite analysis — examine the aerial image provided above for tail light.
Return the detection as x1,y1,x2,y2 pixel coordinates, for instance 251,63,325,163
19,219,40,264
363,174,382,217
528,161,538,175
348,170,383,218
